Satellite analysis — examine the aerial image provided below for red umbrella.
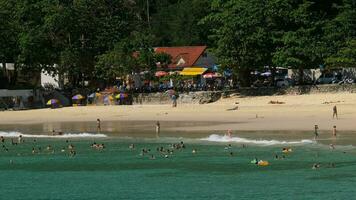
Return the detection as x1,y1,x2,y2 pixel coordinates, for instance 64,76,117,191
203,72,222,79
155,71,168,77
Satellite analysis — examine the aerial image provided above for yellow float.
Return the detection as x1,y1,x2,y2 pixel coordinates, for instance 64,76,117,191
257,160,269,166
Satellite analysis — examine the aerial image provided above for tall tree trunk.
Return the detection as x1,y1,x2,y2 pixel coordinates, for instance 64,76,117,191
298,66,304,85
238,68,251,87
271,66,276,87
10,63,18,87
1,62,8,88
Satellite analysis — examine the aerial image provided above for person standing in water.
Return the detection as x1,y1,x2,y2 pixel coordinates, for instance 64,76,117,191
18,135,23,144
333,105,338,119
227,129,232,138
332,125,337,137
96,119,101,132
155,121,160,138
314,125,319,140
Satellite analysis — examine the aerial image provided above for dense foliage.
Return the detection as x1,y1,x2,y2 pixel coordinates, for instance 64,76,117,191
0,0,355,87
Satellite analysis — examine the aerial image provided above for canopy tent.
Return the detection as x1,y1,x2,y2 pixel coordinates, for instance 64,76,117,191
179,67,207,76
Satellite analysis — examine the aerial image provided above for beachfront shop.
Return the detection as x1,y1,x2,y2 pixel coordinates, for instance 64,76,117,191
179,67,207,90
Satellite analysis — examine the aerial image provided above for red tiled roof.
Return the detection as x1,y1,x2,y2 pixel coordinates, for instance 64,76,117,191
154,46,207,69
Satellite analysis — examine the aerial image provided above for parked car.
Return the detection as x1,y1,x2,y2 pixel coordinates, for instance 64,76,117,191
316,73,339,84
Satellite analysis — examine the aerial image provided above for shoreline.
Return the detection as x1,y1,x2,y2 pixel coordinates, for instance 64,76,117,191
0,92,355,131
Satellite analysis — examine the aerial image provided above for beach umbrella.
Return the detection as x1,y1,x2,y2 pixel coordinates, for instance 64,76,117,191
155,71,168,77
88,93,95,98
115,93,124,99
203,72,222,79
104,95,114,101
72,94,84,100
46,99,59,106
261,72,272,76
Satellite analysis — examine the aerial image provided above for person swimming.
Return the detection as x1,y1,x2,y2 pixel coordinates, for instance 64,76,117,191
329,144,335,150
312,163,320,169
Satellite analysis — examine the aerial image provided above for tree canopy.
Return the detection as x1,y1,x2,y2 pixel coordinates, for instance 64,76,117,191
0,0,355,88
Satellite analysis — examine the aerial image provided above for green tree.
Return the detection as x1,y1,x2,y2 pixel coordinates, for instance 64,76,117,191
273,0,342,84
203,0,278,86
324,0,356,68
151,0,211,46
95,39,136,83
0,0,20,86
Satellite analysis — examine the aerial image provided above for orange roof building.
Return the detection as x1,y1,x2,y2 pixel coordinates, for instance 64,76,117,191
154,46,215,70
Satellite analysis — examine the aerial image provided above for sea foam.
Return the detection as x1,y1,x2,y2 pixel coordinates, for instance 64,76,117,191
0,131,107,138
201,134,314,145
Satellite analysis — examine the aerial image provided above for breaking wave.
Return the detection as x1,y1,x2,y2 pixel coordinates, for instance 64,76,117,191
0,131,107,138
201,134,314,145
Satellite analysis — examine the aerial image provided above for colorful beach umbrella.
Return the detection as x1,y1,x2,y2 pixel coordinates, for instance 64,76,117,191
203,72,222,79
104,95,114,101
72,94,84,100
46,99,59,106
155,71,168,77
88,93,95,98
115,93,128,99
115,94,122,99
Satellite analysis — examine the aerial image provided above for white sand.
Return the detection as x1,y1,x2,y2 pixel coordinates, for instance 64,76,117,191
0,92,355,131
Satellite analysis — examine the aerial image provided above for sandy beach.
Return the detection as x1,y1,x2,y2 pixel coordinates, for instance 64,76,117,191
0,92,355,131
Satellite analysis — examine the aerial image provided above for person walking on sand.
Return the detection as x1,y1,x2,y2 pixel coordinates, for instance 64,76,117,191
171,94,177,107
333,105,338,119
332,125,337,137
96,119,101,132
155,121,160,138
314,125,319,140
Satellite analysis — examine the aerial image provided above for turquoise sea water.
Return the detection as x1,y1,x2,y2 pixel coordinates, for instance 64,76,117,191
1,134,356,200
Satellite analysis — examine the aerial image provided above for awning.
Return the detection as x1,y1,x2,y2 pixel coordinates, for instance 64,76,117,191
180,67,207,76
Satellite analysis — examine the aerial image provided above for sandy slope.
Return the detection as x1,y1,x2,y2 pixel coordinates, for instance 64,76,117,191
0,92,355,131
